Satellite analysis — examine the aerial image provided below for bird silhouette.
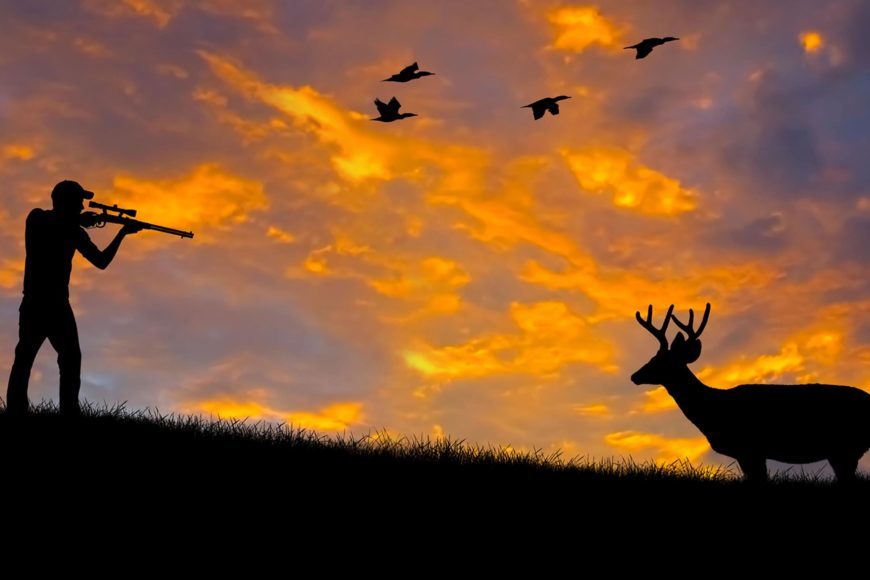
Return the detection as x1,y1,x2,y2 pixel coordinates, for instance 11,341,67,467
522,96,571,120
371,97,418,122
383,62,435,82
624,37,679,59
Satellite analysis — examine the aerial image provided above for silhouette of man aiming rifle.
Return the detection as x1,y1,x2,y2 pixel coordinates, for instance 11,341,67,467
6,180,142,416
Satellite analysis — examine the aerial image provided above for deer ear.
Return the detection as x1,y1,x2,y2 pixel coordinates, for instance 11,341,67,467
682,339,702,363
670,332,702,363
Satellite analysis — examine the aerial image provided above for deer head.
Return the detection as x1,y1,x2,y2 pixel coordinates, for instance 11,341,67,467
631,303,710,386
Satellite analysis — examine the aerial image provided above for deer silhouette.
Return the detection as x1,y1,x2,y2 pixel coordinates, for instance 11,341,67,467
631,303,870,482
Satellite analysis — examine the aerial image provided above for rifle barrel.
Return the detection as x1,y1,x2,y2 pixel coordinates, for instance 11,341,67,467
141,222,195,239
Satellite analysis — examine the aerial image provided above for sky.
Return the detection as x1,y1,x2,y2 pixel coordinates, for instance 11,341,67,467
1,0,869,471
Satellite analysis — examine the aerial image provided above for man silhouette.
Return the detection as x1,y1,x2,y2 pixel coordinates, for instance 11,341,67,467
6,180,141,416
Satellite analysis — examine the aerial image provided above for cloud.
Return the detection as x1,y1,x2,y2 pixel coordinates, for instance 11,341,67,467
520,260,777,322
198,49,489,196
546,6,625,53
842,1,870,71
266,225,296,244
836,215,870,265
604,431,710,463
73,37,112,58
696,308,857,386
184,398,364,432
368,256,470,318
0,258,25,292
719,67,823,195
707,213,788,254
634,386,678,414
109,163,269,243
199,51,401,184
573,403,611,417
1,144,37,167
196,0,279,34
156,63,189,79
84,0,181,28
294,236,473,320
562,147,698,216
404,300,616,381
800,31,824,53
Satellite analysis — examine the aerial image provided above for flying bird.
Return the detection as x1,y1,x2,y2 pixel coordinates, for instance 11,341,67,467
624,37,679,59
383,62,435,82
371,97,418,122
522,96,571,120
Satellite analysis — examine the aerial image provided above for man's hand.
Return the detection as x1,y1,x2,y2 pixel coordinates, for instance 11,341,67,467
121,221,144,235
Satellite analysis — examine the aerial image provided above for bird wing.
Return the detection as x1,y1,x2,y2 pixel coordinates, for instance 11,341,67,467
374,98,390,116
547,102,560,116
387,96,401,113
531,104,546,120
635,45,653,59
399,62,419,76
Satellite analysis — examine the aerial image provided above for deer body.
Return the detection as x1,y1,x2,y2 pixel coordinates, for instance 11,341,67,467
633,304,870,481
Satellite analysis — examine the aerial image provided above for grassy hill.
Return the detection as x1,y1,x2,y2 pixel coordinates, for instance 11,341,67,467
1,402,866,526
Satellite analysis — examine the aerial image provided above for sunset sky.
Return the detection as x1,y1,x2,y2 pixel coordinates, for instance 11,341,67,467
1,0,868,470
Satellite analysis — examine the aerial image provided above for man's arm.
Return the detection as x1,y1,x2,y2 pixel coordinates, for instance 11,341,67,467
76,223,142,270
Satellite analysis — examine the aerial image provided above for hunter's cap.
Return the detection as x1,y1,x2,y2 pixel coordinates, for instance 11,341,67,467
51,180,94,202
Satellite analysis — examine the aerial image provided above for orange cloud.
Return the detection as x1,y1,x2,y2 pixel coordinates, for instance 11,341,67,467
697,309,853,387
84,0,180,28
298,233,372,276
2,144,36,161
294,230,472,320
73,37,112,58
511,301,616,373
192,89,274,143
110,163,269,243
710,342,803,384
561,147,698,216
635,386,678,413
546,6,625,53
368,256,470,316
403,336,509,380
698,338,815,386
604,431,710,463
197,0,279,34
266,226,296,244
574,403,611,417
429,155,598,274
302,247,330,274
0,258,25,291
200,51,394,183
800,31,823,53
404,300,616,380
521,260,777,324
426,149,772,324
192,87,229,108
199,50,486,192
187,398,364,432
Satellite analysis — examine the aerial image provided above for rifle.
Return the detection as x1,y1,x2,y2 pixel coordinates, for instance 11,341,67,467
80,201,194,239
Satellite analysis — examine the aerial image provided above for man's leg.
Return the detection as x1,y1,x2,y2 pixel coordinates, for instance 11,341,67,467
6,302,47,415
48,302,82,416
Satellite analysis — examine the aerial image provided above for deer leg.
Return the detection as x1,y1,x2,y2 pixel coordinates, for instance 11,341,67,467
829,456,859,484
737,457,768,483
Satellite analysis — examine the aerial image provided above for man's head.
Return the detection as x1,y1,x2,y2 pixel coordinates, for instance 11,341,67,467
51,180,94,220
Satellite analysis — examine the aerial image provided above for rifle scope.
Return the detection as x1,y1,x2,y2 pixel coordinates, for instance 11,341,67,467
89,201,137,218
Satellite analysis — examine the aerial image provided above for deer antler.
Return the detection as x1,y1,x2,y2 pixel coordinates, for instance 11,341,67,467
670,303,711,341
635,304,675,351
